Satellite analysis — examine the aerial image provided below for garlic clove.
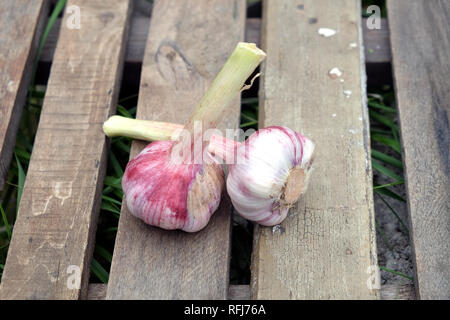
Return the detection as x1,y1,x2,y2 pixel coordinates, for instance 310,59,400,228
122,141,224,232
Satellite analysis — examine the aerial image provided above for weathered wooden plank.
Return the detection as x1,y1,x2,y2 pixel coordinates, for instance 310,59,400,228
0,0,132,299
41,17,391,65
251,0,378,299
362,17,391,64
86,283,415,300
106,0,245,300
0,0,50,191
387,0,450,300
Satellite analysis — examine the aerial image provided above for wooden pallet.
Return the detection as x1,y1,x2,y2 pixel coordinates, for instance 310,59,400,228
0,0,448,300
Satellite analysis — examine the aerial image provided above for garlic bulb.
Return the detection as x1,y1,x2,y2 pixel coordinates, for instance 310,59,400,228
122,141,224,232
114,42,266,232
209,126,315,226
104,115,315,227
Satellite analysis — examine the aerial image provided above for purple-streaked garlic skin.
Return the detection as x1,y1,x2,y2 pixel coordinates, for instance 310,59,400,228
122,141,224,232
225,126,315,226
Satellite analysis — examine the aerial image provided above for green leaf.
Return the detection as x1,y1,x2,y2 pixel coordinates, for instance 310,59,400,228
368,101,397,113
102,195,122,206
15,153,26,214
102,227,118,234
373,181,404,190
371,149,403,169
375,218,393,253
91,258,109,283
371,134,402,154
0,203,12,240
372,160,403,181
95,245,113,263
101,202,120,218
104,176,122,190
379,266,413,281
14,148,31,161
113,139,131,154
369,110,398,131
241,97,258,104
240,111,257,122
117,105,132,118
377,194,409,234
109,152,123,177
240,121,258,128
374,186,406,202
118,94,138,104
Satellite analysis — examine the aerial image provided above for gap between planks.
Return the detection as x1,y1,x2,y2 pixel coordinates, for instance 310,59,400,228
41,17,391,65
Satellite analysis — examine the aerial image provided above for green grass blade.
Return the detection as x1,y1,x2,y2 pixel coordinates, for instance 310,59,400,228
371,149,403,168
91,258,109,283
117,105,133,118
95,245,113,263
101,202,120,218
379,266,413,281
369,110,398,131
372,160,403,181
375,218,393,253
374,186,406,202
109,152,124,177
0,203,12,240
15,153,26,214
118,94,138,104
377,194,410,234
371,134,402,154
104,176,122,190
368,100,397,113
102,195,122,206
241,97,258,104
14,148,31,161
373,181,404,190
240,121,258,128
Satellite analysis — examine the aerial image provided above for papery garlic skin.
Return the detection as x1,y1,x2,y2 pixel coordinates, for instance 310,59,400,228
122,141,224,232
225,126,315,226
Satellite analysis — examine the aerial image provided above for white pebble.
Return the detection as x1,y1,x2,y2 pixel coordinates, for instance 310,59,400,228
328,67,343,79
318,28,337,37
343,90,352,98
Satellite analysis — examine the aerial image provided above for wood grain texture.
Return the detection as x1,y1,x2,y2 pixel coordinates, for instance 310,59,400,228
251,0,378,299
41,17,391,65
362,18,391,63
106,0,245,300
387,0,450,300
0,0,132,299
0,0,50,191
86,283,415,300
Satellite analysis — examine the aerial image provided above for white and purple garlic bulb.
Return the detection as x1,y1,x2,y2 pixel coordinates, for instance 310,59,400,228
209,126,315,226
121,141,224,232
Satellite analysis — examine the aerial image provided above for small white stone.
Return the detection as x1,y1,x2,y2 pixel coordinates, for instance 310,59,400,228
349,42,358,48
343,90,352,98
332,113,337,117
318,28,337,37
328,67,343,79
